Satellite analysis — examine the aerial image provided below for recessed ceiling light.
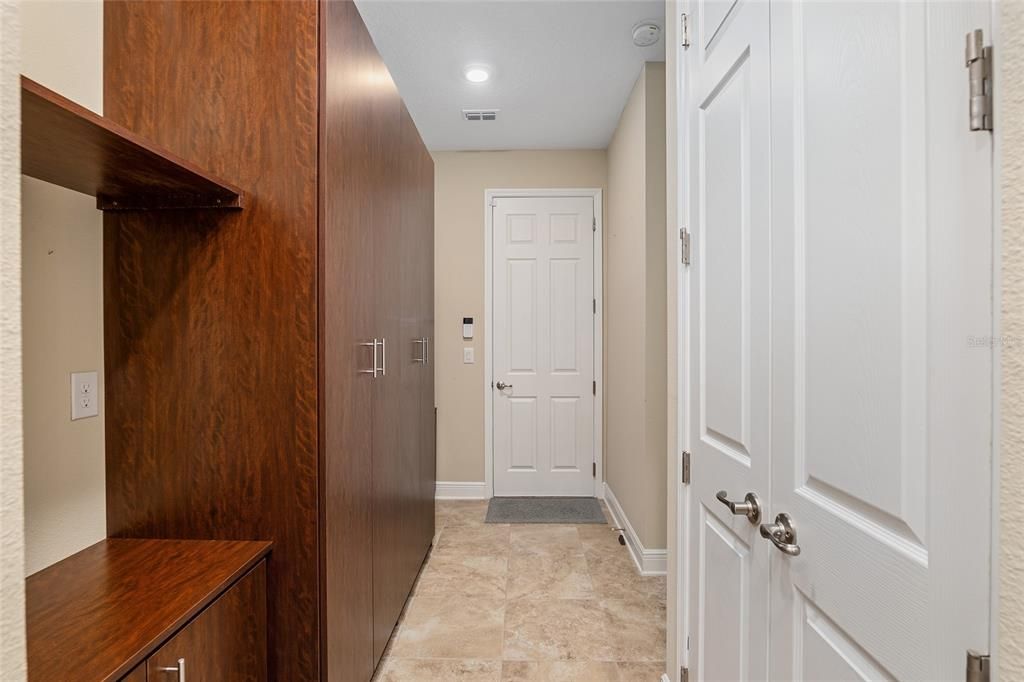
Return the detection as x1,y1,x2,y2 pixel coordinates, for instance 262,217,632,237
464,67,490,83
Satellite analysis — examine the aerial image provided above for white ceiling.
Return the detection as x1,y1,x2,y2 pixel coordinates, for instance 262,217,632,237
354,0,666,151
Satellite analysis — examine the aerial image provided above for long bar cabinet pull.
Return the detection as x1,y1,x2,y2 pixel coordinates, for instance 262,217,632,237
156,657,186,681
359,339,378,377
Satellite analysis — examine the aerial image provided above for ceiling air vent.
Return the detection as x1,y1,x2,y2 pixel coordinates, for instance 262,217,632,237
463,109,499,122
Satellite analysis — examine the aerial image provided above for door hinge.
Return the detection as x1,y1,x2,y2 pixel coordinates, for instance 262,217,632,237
592,462,597,478
593,298,597,314
593,216,597,232
682,451,691,484
593,380,597,395
966,29,993,132
966,650,990,682
681,666,689,682
680,228,691,265
680,13,690,49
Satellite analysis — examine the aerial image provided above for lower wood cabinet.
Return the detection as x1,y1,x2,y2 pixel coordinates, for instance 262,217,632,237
26,539,270,682
146,563,267,682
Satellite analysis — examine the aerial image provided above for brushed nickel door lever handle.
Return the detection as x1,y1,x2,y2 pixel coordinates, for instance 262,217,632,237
759,513,801,556
715,490,762,525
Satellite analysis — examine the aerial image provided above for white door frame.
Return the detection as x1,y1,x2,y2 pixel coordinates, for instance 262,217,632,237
484,188,604,499
989,0,1004,671
665,0,689,680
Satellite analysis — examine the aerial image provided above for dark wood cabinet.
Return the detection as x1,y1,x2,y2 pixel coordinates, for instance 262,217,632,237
369,101,437,666
102,2,435,680
26,540,270,682
401,101,437,579
148,563,267,682
368,70,408,669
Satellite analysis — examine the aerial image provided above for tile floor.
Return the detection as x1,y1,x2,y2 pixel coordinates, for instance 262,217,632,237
373,500,667,681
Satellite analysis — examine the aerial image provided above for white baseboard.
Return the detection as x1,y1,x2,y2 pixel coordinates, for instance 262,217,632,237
603,483,667,576
435,481,490,500
661,674,672,682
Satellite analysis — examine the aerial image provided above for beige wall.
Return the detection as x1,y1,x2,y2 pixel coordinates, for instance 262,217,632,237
1002,2,1024,677
1,0,26,676
605,63,667,550
21,0,105,575
432,150,607,483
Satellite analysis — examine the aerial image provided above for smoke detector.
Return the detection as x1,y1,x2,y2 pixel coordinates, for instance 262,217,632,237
632,21,661,47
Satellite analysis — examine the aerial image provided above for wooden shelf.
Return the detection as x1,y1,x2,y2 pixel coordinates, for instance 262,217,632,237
27,538,271,681
21,76,245,210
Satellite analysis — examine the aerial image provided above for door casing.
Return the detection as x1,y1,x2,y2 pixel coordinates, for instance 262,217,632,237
484,188,604,499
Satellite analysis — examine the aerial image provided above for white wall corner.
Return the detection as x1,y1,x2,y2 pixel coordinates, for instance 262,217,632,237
0,0,26,677
604,483,667,576
435,481,491,500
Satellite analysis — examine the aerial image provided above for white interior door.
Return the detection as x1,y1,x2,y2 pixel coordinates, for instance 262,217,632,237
492,195,596,497
685,0,772,678
767,2,993,679
683,0,995,679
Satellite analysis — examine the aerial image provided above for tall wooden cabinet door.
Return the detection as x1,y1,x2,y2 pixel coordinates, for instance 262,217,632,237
320,2,388,679
411,116,436,548
399,102,431,564
395,105,435,559
370,65,408,667
147,563,267,681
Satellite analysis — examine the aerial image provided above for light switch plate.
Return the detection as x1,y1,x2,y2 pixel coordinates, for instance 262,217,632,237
71,371,99,420
463,347,475,364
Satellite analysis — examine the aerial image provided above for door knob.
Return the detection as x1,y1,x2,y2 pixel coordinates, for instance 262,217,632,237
715,490,762,525
495,380,513,391
759,513,801,556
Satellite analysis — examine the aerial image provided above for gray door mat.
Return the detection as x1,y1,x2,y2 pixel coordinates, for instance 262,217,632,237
485,497,607,524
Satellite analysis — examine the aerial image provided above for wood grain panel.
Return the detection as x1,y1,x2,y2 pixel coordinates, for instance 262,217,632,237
21,76,243,210
120,663,146,682
27,539,270,682
103,3,319,681
369,102,429,665
148,562,267,682
369,35,408,672
319,1,385,679
411,110,437,552
398,103,436,564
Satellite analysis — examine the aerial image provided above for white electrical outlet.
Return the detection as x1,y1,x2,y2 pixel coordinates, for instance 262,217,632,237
463,347,475,364
71,371,99,420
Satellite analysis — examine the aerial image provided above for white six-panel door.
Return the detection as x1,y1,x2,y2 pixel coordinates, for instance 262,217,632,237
492,196,596,496
684,0,994,679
